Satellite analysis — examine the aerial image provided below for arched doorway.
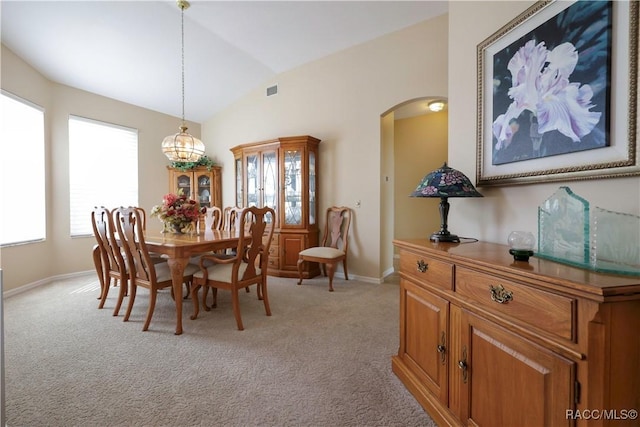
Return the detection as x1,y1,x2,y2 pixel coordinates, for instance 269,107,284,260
380,97,448,278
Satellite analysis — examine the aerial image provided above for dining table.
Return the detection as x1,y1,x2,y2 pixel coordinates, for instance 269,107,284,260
142,228,245,335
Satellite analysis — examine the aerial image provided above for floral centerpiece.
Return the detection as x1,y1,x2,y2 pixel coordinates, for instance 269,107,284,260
151,192,201,233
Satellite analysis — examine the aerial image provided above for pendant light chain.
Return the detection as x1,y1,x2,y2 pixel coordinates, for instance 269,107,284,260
161,0,205,162
181,3,185,124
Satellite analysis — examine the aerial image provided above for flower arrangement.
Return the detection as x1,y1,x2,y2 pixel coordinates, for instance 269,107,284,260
151,192,201,233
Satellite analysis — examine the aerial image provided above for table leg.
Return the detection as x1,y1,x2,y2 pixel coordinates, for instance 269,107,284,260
166,257,188,335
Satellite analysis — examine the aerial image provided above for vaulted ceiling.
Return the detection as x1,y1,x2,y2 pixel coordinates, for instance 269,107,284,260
1,1,448,123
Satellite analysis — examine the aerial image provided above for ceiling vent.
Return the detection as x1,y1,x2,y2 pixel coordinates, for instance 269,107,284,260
266,85,278,96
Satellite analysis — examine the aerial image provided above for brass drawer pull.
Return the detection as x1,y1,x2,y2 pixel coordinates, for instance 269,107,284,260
489,284,513,304
416,260,428,273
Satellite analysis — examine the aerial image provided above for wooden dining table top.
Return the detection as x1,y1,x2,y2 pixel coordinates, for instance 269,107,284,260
143,228,244,256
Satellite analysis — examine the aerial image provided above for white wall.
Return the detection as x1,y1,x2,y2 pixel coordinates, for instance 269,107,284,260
0,44,199,291
202,15,449,281
448,1,640,246
380,112,395,277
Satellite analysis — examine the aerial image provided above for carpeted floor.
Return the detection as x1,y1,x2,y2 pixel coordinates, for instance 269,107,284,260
4,273,435,427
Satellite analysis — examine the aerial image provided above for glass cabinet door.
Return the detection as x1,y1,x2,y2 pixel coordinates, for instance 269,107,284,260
245,153,259,207
245,150,277,209
195,172,211,207
176,173,191,198
309,151,316,225
283,149,302,226
262,151,277,210
235,158,243,207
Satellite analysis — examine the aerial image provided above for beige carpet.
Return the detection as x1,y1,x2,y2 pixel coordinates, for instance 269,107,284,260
3,273,436,427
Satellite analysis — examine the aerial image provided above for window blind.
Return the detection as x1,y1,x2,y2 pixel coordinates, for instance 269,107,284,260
0,91,46,246
69,115,138,237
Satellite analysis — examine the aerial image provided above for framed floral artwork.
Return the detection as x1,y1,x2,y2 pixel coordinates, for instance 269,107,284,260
477,0,639,186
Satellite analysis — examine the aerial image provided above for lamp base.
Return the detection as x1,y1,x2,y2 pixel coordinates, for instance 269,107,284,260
430,232,460,243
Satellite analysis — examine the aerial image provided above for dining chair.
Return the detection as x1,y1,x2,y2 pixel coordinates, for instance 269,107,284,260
297,206,352,291
91,206,113,307
91,206,129,315
223,206,249,230
92,245,106,304
202,206,223,231
190,206,275,330
115,206,199,331
134,206,166,264
190,205,223,266
134,206,148,230
200,206,253,307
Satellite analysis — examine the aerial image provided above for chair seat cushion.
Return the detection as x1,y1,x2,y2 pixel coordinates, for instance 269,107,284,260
299,247,345,260
193,262,261,283
154,262,200,282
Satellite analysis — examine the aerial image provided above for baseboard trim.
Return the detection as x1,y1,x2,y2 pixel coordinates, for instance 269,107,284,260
3,269,388,297
321,272,381,284
3,270,95,299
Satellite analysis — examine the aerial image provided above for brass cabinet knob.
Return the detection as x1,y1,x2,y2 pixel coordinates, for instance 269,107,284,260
436,331,446,365
458,346,468,383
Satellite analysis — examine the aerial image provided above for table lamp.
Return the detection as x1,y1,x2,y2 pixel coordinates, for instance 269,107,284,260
411,162,483,242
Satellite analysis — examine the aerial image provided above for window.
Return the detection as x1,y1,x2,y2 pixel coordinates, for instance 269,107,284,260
0,91,46,246
69,116,138,236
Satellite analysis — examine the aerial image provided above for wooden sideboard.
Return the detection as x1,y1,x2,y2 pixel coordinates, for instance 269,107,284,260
393,239,640,427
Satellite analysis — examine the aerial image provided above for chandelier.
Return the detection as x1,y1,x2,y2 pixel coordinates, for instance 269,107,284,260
161,0,205,162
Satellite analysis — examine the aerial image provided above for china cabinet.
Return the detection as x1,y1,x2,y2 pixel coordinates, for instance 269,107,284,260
393,239,640,427
167,166,222,209
231,135,320,277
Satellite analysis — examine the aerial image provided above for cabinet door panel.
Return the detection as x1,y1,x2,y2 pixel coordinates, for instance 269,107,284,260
458,310,574,427
174,172,192,199
401,278,449,404
245,153,259,207
262,150,278,210
283,149,303,226
282,234,305,270
309,150,317,225
234,158,243,207
195,172,212,207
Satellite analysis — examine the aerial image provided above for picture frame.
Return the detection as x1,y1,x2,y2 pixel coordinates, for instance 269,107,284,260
477,0,638,187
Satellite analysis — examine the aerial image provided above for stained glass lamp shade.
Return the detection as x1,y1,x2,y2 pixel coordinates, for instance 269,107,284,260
411,163,483,242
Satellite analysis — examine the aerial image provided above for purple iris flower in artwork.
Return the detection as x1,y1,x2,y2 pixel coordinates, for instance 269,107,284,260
492,39,601,150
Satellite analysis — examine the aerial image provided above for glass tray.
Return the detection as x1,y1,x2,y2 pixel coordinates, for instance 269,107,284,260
537,186,640,276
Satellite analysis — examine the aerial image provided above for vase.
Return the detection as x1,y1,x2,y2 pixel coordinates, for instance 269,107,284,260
165,222,189,234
